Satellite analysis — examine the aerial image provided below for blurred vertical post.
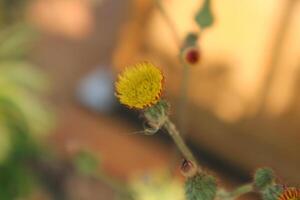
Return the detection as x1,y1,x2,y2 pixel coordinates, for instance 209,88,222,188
256,0,298,116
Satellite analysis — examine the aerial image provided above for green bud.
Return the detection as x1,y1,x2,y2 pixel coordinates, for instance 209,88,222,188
182,33,198,50
254,168,275,189
261,185,283,200
143,100,170,135
185,173,217,200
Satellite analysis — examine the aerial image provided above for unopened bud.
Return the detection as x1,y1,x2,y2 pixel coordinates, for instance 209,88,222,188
254,168,275,190
261,185,284,200
181,159,198,178
183,47,200,65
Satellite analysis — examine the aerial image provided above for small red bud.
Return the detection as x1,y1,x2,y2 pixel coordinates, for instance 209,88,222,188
184,47,200,65
180,159,198,178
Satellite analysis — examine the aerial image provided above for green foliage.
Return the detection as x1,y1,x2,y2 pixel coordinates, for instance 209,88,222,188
0,24,35,60
143,100,170,135
0,122,11,163
74,151,100,176
261,185,283,200
0,0,28,26
0,64,53,138
195,0,214,30
0,7,52,198
0,98,42,199
254,168,275,190
0,160,36,199
185,173,217,200
130,171,184,200
253,168,282,200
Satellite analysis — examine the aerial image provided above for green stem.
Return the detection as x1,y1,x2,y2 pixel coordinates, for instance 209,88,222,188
163,117,200,171
230,183,253,198
218,183,253,200
178,56,190,136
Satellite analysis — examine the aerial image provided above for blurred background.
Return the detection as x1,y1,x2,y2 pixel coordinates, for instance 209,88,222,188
0,0,299,199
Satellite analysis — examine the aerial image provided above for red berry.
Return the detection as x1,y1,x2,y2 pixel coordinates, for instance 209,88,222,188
184,47,200,65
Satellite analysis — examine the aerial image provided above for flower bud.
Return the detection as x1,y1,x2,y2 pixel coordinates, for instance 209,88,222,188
254,168,275,190
261,185,284,200
181,159,198,178
183,47,201,65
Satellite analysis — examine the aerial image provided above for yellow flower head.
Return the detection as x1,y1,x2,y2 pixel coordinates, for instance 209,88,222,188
115,62,164,109
278,188,300,200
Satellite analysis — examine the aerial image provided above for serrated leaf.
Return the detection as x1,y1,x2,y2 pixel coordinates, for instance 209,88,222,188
185,174,217,200
261,185,283,200
254,168,275,190
195,0,214,30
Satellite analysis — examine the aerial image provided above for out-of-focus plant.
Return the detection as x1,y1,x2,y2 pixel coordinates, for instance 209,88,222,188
129,171,184,200
0,52,52,197
0,0,55,199
0,0,28,26
0,42,52,199
74,151,184,200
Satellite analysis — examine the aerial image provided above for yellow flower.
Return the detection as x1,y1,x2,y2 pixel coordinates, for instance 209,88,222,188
278,188,300,200
115,62,164,109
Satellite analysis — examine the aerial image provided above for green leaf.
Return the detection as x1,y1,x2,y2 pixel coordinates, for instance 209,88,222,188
254,168,275,190
0,159,36,200
0,61,49,92
185,173,217,200
0,122,11,164
261,185,283,200
195,0,214,30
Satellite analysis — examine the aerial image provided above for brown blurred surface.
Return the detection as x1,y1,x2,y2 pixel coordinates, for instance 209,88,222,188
50,103,172,180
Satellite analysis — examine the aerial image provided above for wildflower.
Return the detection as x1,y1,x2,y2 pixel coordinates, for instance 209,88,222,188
115,62,163,109
278,188,300,200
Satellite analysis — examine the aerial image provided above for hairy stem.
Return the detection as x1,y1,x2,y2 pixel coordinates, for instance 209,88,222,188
163,117,200,171
178,56,190,136
230,183,253,198
218,183,253,200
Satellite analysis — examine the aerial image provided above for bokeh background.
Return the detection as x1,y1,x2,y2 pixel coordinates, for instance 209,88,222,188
0,0,299,199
